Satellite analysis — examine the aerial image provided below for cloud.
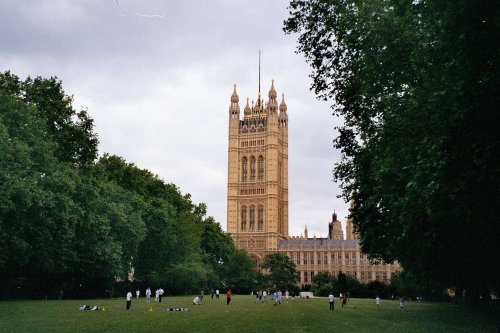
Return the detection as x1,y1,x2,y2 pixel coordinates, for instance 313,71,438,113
0,0,350,238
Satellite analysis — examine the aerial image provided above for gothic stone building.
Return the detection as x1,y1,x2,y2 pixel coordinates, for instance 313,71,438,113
226,82,399,286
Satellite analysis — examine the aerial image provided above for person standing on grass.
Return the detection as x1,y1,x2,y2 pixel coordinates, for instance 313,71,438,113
216,289,220,299
376,296,381,308
126,291,132,310
158,288,164,302
342,293,347,308
136,289,140,300
329,292,335,310
226,289,232,305
146,287,151,303
399,297,405,310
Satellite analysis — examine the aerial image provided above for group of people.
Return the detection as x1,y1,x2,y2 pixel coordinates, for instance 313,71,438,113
194,288,233,305
328,293,411,310
327,292,349,310
379,295,407,310
210,289,220,299
254,290,293,304
127,287,414,311
126,287,164,309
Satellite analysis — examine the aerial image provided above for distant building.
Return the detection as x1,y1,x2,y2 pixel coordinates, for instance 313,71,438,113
226,82,399,286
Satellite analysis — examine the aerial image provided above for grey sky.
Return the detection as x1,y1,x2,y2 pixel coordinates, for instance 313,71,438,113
0,0,349,237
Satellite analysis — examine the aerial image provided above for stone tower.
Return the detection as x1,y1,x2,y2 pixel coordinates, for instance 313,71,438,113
328,212,344,240
226,81,289,266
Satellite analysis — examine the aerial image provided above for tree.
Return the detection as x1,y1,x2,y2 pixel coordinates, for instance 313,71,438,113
311,271,337,296
0,91,80,297
261,253,299,291
0,90,147,298
284,0,499,300
0,71,99,167
221,248,256,292
0,71,257,297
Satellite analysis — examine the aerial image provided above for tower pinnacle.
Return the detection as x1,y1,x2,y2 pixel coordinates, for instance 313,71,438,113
268,79,277,99
231,84,239,103
279,93,287,113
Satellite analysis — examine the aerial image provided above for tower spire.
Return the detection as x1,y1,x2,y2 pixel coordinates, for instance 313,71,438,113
258,49,261,95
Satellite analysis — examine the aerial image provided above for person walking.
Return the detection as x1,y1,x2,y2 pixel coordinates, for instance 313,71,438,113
328,292,335,310
226,289,232,305
376,296,381,308
126,291,132,310
342,293,347,308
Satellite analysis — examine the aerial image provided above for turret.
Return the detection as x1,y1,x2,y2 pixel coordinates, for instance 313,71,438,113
328,211,344,240
244,98,251,118
279,93,287,114
229,84,240,120
267,80,278,115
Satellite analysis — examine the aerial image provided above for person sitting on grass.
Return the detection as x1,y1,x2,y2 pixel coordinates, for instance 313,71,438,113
193,296,201,305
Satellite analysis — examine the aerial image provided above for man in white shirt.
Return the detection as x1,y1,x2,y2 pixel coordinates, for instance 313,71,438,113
158,288,164,302
126,291,132,310
328,292,335,310
215,289,220,299
146,287,151,303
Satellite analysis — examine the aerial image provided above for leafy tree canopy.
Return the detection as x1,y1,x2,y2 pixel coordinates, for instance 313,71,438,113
261,253,299,291
0,71,250,298
284,0,499,299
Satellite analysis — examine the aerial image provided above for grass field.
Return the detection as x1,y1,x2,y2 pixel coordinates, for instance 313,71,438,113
0,295,496,333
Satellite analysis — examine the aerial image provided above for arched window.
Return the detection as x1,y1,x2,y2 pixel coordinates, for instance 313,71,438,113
258,156,264,181
249,206,255,231
242,157,248,181
241,206,247,231
258,205,264,230
250,156,256,181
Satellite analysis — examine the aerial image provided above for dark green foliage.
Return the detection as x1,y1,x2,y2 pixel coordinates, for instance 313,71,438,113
284,0,500,299
261,253,299,291
0,71,251,298
311,272,337,296
0,71,99,167
312,272,394,298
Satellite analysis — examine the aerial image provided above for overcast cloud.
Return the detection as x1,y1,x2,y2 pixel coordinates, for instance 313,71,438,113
1,0,349,237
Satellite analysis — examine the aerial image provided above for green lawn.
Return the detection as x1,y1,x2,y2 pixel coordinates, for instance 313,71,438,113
0,296,495,333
